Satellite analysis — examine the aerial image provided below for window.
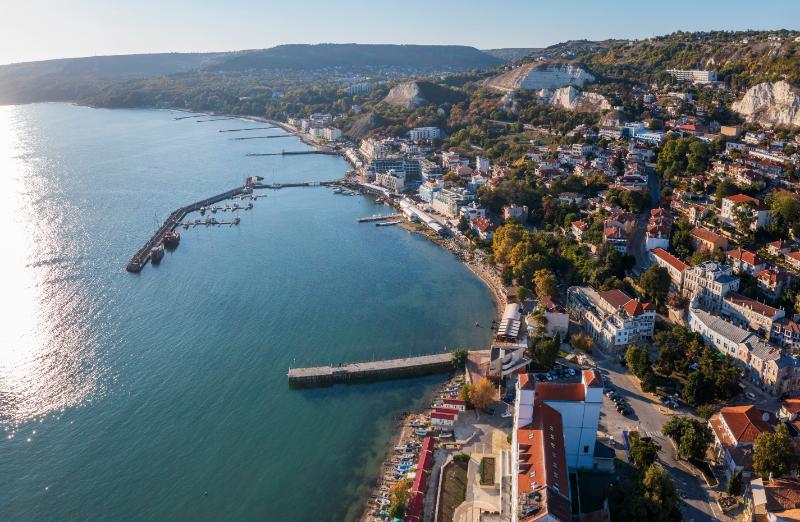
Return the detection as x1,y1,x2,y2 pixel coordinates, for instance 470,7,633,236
584,445,589,453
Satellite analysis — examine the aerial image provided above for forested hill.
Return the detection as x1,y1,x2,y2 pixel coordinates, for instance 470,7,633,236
205,44,502,71
0,44,501,105
519,30,800,88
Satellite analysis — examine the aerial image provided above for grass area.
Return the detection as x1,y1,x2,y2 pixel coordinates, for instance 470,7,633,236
577,460,634,513
479,457,495,486
437,457,469,522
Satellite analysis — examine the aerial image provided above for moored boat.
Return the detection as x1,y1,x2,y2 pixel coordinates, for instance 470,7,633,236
150,243,165,263
163,230,180,249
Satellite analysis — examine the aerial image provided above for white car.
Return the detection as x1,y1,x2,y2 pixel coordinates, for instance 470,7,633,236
746,392,757,401
501,411,513,418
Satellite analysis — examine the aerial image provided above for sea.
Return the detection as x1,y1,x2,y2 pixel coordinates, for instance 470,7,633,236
0,103,495,521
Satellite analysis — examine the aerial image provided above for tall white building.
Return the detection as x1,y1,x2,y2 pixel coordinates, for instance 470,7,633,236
506,370,603,521
407,127,441,141
666,69,718,83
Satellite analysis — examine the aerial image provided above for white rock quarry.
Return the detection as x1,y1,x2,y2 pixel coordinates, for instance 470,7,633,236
383,82,428,110
548,86,611,112
732,81,800,128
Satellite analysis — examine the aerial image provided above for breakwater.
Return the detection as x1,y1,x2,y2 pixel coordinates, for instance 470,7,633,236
287,352,458,387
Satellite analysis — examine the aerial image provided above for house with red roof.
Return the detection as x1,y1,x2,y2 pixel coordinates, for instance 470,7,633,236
691,226,728,252
430,411,456,428
748,478,800,521
709,405,775,480
767,241,792,257
470,216,497,241
567,286,656,348
571,219,589,241
725,248,766,276
508,370,604,521
786,251,800,271
650,247,688,288
756,267,790,300
720,193,771,231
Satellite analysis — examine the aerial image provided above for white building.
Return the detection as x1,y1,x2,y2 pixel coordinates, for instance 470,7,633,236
720,194,771,231
709,405,773,481
682,261,740,313
321,127,342,141
650,247,688,289
507,370,603,521
407,127,440,141
375,169,406,193
666,69,718,83
722,293,785,336
567,287,656,349
359,138,389,162
475,155,490,174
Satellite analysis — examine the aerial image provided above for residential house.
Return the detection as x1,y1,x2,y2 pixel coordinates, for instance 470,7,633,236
645,208,672,251
650,247,688,289
786,251,800,271
571,220,589,241
503,205,529,223
768,241,792,257
720,194,771,231
709,405,773,481
726,248,766,276
747,478,800,521
471,217,496,241
721,293,785,337
691,227,729,253
757,267,790,300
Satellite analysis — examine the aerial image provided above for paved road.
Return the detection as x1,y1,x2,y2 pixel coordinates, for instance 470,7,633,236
591,348,729,522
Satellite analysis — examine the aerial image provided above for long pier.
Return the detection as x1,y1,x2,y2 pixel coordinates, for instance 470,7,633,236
126,178,340,273
246,150,338,157
232,135,293,141
287,353,455,387
219,127,277,133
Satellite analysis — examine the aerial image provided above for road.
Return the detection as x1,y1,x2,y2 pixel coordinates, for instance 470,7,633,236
591,348,731,522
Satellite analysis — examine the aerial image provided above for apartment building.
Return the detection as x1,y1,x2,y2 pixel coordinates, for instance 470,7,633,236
375,169,405,193
682,261,740,313
721,293,785,336
567,287,655,349
666,69,718,83
407,126,441,141
506,371,603,521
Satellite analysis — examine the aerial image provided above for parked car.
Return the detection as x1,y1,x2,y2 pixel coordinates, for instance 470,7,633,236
746,392,757,401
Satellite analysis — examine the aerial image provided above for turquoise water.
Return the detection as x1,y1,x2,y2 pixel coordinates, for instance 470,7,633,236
0,104,495,520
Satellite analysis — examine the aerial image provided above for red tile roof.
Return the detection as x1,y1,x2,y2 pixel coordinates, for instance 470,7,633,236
582,370,603,388
725,193,761,205
651,247,688,272
434,407,461,416
598,289,633,309
761,479,800,517
782,399,800,416
724,293,782,319
691,226,723,244
517,401,570,494
720,405,773,444
726,248,764,267
535,382,586,402
430,411,456,421
519,374,536,390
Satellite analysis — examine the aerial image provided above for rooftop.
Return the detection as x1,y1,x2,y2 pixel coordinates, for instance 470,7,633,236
651,247,688,272
725,293,782,318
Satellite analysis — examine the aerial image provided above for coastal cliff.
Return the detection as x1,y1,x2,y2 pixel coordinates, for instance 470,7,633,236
732,80,800,128
382,81,465,110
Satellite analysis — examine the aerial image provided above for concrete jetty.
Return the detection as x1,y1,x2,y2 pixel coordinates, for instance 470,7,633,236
246,150,338,157
287,352,455,387
219,127,277,133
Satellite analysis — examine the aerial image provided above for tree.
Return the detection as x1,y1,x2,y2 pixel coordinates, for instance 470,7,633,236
697,404,717,420
460,384,474,409
533,269,557,300
732,200,756,239
682,371,714,407
530,335,560,370
629,432,660,469
727,470,743,496
663,416,713,461
570,333,593,353
642,464,680,520
656,137,710,181
516,286,528,303
452,349,468,371
767,190,800,234
625,345,650,377
492,222,531,266
470,378,496,411
639,265,671,306
753,424,795,479
388,478,411,518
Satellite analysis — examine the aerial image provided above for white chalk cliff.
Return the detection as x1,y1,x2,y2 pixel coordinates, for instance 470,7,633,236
549,86,611,112
487,63,595,93
732,81,800,128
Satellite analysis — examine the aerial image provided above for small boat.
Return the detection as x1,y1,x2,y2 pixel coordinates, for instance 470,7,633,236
414,429,428,437
232,216,240,225
182,223,189,229
246,203,253,210
150,243,165,263
163,230,180,249
199,206,206,215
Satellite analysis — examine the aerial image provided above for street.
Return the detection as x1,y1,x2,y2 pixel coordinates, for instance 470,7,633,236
591,348,731,522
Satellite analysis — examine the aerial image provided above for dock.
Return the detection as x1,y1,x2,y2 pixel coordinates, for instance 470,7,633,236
219,127,277,133
246,150,338,157
126,177,339,273
232,135,293,141
356,214,403,223
287,352,455,387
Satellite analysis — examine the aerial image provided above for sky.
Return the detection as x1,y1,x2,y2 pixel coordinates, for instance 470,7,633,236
1,0,799,65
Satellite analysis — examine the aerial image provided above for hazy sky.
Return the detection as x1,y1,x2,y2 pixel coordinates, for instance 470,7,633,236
2,0,799,65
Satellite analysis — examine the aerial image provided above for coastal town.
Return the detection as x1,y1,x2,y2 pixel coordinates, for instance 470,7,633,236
279,42,800,522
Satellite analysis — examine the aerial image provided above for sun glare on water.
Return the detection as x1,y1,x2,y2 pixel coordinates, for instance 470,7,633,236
0,106,101,427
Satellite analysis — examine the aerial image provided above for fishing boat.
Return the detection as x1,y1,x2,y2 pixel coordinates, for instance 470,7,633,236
232,216,240,225
163,230,180,249
150,243,165,263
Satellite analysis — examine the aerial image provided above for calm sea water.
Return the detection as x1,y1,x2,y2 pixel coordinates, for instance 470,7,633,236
0,104,494,520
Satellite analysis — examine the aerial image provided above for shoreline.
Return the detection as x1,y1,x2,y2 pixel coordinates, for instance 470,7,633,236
396,220,507,319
